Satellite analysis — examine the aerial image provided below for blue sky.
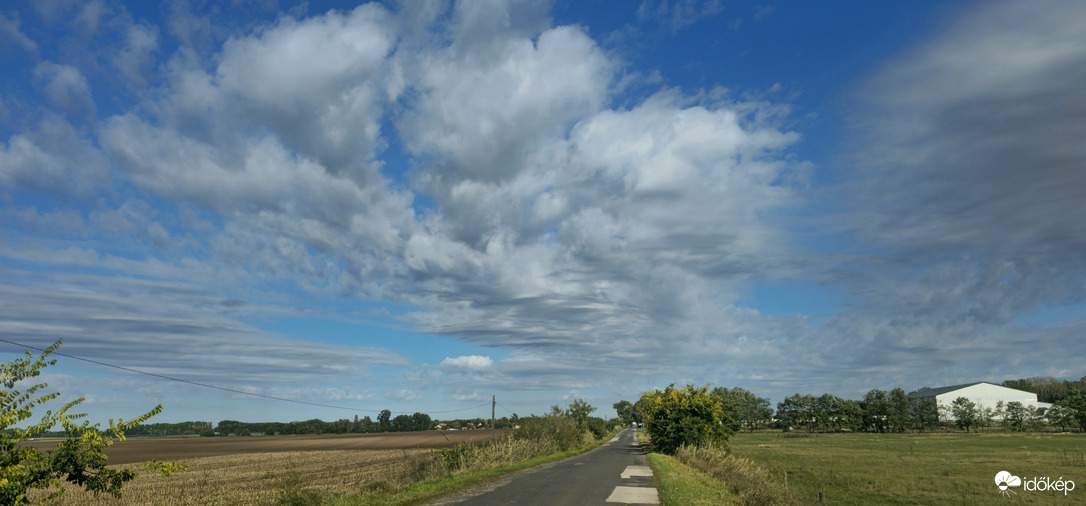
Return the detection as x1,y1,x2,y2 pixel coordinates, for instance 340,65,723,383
2,0,1084,425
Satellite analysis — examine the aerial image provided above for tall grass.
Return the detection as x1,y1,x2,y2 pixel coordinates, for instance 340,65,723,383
672,443,800,506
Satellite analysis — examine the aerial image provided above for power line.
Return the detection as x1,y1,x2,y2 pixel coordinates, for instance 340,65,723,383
0,338,490,415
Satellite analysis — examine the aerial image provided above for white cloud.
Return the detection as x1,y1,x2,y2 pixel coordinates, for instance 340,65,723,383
33,62,95,118
0,115,107,195
114,23,158,87
399,23,613,182
441,355,494,370
215,3,396,170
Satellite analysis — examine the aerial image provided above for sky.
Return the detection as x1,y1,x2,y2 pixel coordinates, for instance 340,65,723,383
1,0,1084,425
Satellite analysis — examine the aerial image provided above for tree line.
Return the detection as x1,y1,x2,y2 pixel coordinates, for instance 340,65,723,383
616,382,1086,436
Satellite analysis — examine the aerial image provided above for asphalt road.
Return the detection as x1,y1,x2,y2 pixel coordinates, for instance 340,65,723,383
431,428,659,505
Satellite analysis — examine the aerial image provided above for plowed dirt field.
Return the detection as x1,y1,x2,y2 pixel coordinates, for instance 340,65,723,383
26,430,502,464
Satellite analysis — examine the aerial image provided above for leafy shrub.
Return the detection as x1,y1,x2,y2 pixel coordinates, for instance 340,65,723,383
513,414,593,454
0,339,184,504
585,417,611,440
640,384,734,454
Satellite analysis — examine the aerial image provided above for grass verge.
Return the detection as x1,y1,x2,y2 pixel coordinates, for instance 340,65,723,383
646,452,738,505
638,429,799,506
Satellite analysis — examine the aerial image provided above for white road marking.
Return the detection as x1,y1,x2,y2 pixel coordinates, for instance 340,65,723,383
620,465,653,479
606,486,659,504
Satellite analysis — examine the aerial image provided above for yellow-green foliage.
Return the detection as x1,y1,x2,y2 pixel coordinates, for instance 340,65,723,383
640,384,734,454
0,340,184,504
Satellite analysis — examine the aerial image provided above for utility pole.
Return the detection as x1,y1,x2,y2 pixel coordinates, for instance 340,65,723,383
491,394,496,440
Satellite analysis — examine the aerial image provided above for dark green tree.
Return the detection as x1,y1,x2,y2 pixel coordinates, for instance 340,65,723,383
613,400,635,425
951,397,979,432
390,414,413,432
565,399,596,428
377,409,392,432
1003,401,1028,432
411,412,433,431
908,394,938,432
1056,386,1086,431
713,387,774,433
863,389,890,433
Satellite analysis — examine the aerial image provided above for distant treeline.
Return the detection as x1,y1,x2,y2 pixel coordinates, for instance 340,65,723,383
1001,376,1086,403
214,411,434,436
615,381,1086,435
25,412,521,438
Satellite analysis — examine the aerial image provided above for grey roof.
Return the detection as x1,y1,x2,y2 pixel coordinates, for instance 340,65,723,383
910,381,1034,398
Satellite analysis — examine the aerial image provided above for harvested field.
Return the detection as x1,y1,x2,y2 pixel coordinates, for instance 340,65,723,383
24,431,505,505
29,449,433,505
25,430,503,465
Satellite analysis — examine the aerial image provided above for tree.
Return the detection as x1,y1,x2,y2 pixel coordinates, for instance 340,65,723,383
640,384,733,454
565,399,596,428
613,400,635,426
1046,404,1075,431
1003,401,1028,432
1056,386,1086,431
951,397,979,432
863,389,890,433
377,409,392,432
713,387,773,433
390,414,413,432
411,412,432,432
888,388,911,433
908,394,938,432
1,340,183,503
775,393,813,432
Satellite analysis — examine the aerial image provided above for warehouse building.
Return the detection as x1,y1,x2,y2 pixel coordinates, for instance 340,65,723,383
913,382,1052,420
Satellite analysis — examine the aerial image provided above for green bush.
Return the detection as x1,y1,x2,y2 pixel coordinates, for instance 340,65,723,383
0,339,183,503
640,384,734,454
584,417,611,440
513,414,593,454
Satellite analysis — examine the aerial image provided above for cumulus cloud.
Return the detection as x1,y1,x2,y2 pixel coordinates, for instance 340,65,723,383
33,62,96,118
114,23,158,87
441,355,494,370
0,115,108,195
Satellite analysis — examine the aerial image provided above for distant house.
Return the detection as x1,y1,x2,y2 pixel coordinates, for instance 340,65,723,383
913,382,1052,420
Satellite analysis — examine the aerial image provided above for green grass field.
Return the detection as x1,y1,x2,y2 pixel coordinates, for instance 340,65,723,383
728,431,1086,505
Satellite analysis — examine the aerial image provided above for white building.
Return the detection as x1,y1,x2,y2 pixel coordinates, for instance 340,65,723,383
913,382,1052,421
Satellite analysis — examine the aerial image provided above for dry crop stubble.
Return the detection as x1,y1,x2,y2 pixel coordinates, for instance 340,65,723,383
28,449,432,505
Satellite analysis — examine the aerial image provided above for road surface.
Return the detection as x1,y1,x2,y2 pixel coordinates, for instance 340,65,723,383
431,428,659,505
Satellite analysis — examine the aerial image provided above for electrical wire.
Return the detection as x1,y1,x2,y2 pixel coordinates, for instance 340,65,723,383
0,338,490,415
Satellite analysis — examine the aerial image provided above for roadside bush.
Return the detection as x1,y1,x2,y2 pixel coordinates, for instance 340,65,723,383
513,414,593,454
640,384,734,454
0,339,184,503
585,417,611,440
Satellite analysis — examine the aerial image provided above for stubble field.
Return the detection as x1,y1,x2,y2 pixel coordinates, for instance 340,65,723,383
25,431,501,505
